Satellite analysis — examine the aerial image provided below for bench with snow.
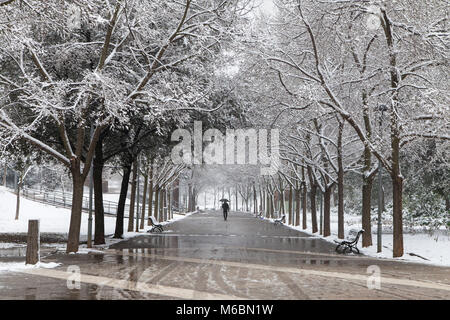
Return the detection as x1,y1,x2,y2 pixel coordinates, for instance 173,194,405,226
274,214,286,225
334,229,364,254
147,216,164,233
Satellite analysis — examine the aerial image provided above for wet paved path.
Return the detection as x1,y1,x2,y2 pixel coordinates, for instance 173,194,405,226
1,210,450,299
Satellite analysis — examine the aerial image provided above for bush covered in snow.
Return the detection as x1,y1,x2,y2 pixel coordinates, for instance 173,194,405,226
404,191,449,230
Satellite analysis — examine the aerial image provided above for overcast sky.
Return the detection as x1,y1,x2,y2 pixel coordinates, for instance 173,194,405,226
258,0,277,16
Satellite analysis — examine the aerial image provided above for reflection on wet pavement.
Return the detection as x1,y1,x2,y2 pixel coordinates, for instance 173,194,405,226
108,210,347,268
2,210,450,300
110,211,337,254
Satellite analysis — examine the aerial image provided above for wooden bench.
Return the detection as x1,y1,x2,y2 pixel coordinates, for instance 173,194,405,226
274,214,286,225
147,216,164,233
334,229,364,254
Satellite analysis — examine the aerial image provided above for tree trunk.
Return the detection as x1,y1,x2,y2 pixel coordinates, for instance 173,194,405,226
280,190,285,215
253,183,257,214
154,187,160,222
3,164,6,187
93,142,105,245
168,187,172,220
302,183,307,229
163,188,167,221
295,186,300,227
361,137,374,246
127,159,138,232
147,165,154,225
15,175,21,220
235,187,238,211
392,174,404,257
307,166,318,233
323,187,331,237
173,179,179,211
382,8,403,257
319,190,323,235
140,173,148,230
310,185,318,233
362,178,374,247
260,188,264,212
160,187,165,221
26,220,40,265
66,170,85,253
270,194,275,218
113,163,132,238
288,184,293,225
337,173,345,239
192,187,197,211
188,184,193,212
337,120,345,239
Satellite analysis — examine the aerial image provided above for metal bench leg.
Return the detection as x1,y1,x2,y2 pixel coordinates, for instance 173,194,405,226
352,246,360,254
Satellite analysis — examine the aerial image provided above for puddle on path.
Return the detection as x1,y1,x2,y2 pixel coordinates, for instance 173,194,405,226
109,237,349,267
110,234,337,254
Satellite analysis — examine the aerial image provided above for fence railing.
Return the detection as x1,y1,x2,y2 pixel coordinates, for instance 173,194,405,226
6,184,186,220
20,187,130,217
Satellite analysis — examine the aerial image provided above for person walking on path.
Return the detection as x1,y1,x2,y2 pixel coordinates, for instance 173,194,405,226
221,200,230,221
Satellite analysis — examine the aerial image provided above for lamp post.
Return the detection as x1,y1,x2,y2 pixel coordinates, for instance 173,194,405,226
377,104,387,253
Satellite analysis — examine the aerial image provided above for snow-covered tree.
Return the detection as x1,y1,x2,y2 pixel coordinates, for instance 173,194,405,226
0,0,252,252
253,0,449,257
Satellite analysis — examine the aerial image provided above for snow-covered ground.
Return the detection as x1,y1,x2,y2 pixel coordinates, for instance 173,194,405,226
0,186,128,235
0,261,61,273
0,242,25,249
0,185,197,273
101,192,131,204
279,208,450,267
2,184,448,267
0,186,191,236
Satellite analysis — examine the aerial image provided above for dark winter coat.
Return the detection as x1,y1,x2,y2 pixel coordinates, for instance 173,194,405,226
221,202,229,212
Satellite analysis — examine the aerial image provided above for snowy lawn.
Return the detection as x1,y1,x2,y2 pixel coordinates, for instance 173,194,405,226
101,192,131,204
0,186,196,244
0,242,25,249
0,186,129,235
0,261,61,273
278,207,450,267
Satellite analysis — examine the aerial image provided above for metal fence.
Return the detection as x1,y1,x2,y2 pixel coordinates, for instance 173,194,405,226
21,187,129,217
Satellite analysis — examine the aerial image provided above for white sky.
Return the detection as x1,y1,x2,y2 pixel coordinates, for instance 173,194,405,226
259,0,276,15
